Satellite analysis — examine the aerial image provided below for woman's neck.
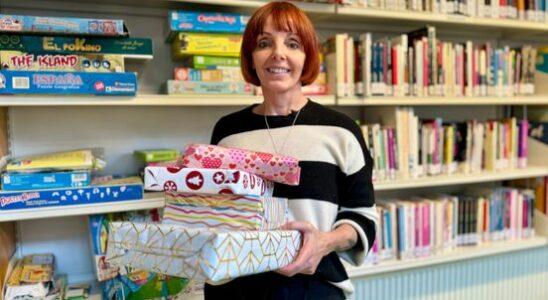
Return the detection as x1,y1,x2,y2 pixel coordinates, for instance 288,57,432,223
258,86,308,116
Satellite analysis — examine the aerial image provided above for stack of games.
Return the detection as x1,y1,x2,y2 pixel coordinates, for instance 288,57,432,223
0,149,144,211
166,11,254,95
0,14,154,95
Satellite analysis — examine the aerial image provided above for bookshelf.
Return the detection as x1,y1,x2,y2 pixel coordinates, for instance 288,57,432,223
346,236,548,277
0,193,165,222
0,0,547,299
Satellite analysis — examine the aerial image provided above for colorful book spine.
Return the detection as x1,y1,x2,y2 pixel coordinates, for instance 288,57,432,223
1,170,91,191
0,35,153,58
167,80,253,95
0,14,125,36
1,51,124,72
171,33,242,58
134,149,180,163
0,70,137,95
167,11,248,41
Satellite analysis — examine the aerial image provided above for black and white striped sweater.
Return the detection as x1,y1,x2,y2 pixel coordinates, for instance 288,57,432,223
210,99,378,296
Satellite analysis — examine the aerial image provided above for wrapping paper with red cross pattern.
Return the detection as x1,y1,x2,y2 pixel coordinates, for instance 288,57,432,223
179,144,301,186
144,166,274,198
163,192,288,231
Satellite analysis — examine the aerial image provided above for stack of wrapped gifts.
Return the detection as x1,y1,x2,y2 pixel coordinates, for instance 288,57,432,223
106,144,302,284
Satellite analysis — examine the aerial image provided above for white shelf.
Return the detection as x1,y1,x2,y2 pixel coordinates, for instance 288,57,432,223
374,166,548,191
0,94,336,106
338,95,548,106
346,236,548,278
171,0,336,14
0,192,165,222
336,6,548,33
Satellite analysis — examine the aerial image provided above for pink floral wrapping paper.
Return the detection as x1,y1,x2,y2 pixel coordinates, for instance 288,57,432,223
144,166,274,197
179,144,301,186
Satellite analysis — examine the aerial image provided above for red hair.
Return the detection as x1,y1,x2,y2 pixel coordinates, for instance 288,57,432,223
240,1,320,86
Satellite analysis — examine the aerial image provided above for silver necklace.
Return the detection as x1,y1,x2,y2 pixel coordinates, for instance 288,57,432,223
264,108,302,155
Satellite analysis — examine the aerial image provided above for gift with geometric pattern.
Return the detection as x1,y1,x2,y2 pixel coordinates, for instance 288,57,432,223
179,144,301,186
144,166,274,197
163,192,288,230
106,222,301,283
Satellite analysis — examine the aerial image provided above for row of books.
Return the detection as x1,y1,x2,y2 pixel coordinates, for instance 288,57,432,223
366,187,536,264
305,0,548,23
0,14,155,95
361,107,528,182
327,26,537,98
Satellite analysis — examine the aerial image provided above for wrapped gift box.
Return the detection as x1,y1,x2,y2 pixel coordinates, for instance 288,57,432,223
180,144,301,186
144,166,274,197
163,192,287,230
106,222,301,283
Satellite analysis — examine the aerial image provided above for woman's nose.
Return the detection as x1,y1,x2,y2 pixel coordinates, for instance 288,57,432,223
271,42,287,60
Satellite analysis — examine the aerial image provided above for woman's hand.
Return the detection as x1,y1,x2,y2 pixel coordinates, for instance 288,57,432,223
276,221,358,277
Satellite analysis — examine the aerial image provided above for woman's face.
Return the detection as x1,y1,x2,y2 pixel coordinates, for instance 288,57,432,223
252,17,306,94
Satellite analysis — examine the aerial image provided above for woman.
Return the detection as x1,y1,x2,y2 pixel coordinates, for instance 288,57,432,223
206,2,377,299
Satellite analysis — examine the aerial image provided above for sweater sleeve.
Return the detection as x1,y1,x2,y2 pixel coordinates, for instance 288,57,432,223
332,124,378,266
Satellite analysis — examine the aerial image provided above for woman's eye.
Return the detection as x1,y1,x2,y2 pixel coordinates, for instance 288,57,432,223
257,40,270,48
288,41,301,49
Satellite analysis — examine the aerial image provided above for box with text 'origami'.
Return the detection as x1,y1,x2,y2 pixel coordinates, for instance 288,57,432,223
105,222,301,284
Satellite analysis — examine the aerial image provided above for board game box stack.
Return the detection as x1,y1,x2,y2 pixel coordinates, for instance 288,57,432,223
166,11,254,95
0,149,144,211
106,144,302,283
0,14,154,95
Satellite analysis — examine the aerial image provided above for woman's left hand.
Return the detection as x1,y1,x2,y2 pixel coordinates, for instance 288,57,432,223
276,221,332,277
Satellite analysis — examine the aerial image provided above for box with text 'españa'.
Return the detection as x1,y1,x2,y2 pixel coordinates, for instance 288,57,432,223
0,70,137,95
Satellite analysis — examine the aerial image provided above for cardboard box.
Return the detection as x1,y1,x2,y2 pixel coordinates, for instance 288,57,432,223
0,177,143,210
1,51,125,73
0,70,137,95
0,14,125,36
106,222,301,283
167,11,247,42
145,167,274,197
1,170,91,191
171,32,242,58
167,80,253,95
0,35,153,58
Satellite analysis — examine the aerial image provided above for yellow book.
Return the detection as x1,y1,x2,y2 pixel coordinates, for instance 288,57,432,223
7,150,94,172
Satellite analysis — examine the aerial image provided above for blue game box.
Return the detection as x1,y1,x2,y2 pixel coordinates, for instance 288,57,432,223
0,14,126,36
0,177,143,210
1,170,91,191
166,11,248,42
0,70,137,95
